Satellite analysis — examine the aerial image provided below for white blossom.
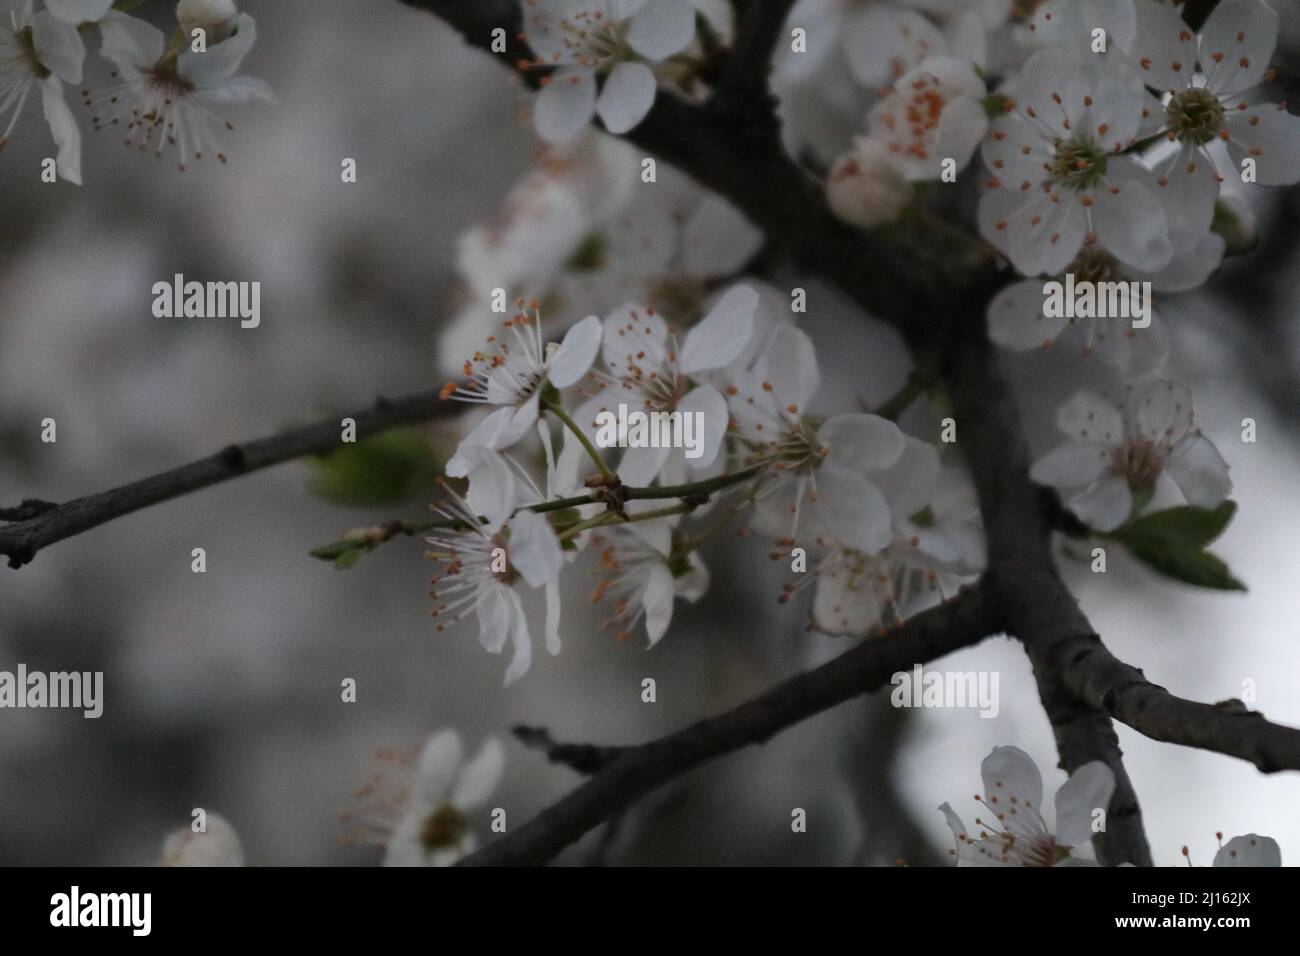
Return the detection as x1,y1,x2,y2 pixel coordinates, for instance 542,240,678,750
1030,379,1232,532
522,0,698,144
87,10,273,170
342,731,505,867
940,746,1116,866
978,49,1174,276
867,54,988,181
589,516,708,645
1128,0,1300,246
729,324,905,554
426,481,565,685
0,0,108,183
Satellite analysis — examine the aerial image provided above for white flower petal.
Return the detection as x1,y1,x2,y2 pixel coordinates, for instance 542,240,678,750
1224,105,1300,186
534,69,597,144
1091,164,1174,272
1030,442,1111,488
1057,390,1125,445
617,442,672,485
508,509,564,588
1129,0,1197,94
595,61,656,134
872,435,940,519
812,558,882,636
680,284,758,374
31,10,85,84
681,196,763,277
544,576,563,654
179,12,257,85
475,582,513,655
502,588,534,685
1200,0,1277,96
642,564,675,646
988,278,1069,350
1168,433,1232,507
39,78,81,185
677,384,729,470
979,746,1044,816
628,0,697,60
1133,378,1193,445
1213,833,1281,867
754,324,820,412
45,0,116,23
1068,475,1133,531
821,413,905,473
549,314,603,387
99,11,166,67
1053,761,1115,847
813,470,893,554
449,738,504,810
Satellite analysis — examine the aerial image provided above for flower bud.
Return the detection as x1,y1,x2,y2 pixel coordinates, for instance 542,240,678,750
177,0,239,42
826,138,912,229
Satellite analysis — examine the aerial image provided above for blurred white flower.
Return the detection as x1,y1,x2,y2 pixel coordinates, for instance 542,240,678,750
978,49,1173,276
88,10,273,169
343,731,505,867
940,746,1116,866
161,812,245,866
522,0,697,143
867,55,988,181
1030,379,1232,532
0,0,108,183
826,136,913,227
729,324,905,554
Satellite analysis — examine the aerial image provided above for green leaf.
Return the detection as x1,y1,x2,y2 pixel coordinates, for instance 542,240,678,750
1121,542,1247,591
307,428,441,508
1110,501,1245,591
1112,501,1237,552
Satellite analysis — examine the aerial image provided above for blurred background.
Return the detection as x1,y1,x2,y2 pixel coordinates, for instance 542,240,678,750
0,0,1297,866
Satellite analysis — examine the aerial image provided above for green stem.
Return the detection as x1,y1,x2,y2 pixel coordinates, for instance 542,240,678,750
544,401,617,482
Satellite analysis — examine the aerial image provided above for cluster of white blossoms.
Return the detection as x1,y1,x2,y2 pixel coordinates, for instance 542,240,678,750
430,280,984,683
0,0,270,183
940,746,1281,867
770,0,1296,532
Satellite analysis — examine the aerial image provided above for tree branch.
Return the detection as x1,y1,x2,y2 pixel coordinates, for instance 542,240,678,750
0,390,461,569
463,583,998,865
